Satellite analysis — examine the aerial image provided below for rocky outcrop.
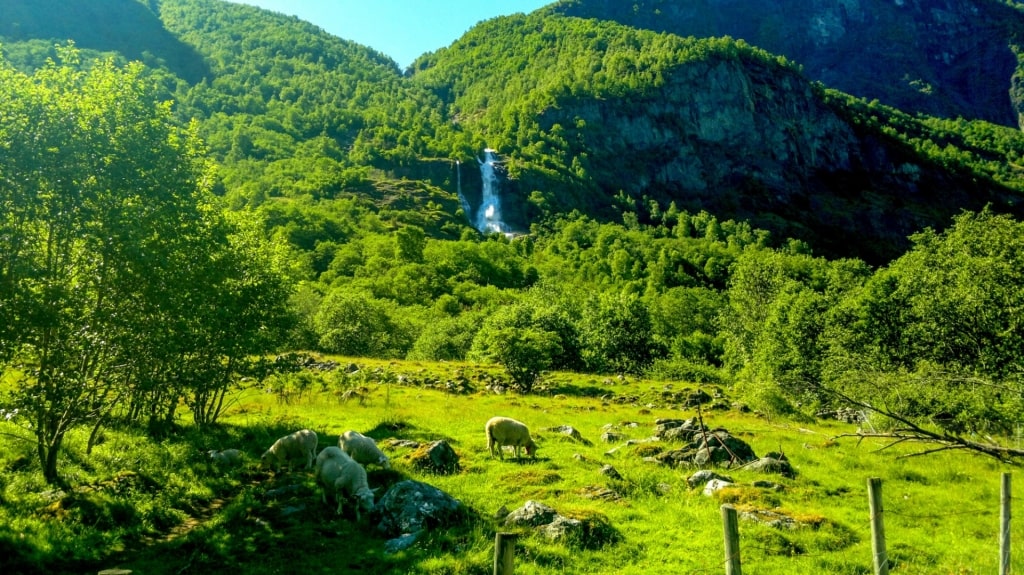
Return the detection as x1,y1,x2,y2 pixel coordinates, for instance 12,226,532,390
549,0,1024,128
526,55,1024,263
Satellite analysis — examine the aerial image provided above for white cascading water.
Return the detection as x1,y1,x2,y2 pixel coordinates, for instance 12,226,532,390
475,148,506,233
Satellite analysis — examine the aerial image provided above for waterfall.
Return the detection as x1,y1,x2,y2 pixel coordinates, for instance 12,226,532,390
476,148,506,233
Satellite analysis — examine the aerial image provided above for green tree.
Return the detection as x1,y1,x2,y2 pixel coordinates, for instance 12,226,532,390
825,210,1024,433
0,48,248,483
472,317,562,393
314,289,409,358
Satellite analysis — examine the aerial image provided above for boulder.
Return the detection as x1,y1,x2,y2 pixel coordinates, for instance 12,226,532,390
600,465,623,481
383,532,420,554
686,470,734,489
745,457,796,479
505,500,557,528
547,425,591,445
702,478,733,497
694,430,758,463
374,480,463,538
541,515,584,543
409,440,460,475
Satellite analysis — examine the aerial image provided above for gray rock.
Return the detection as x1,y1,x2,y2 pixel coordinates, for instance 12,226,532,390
263,484,303,499
548,425,591,445
694,430,758,464
601,431,625,443
702,478,733,496
600,465,623,481
384,532,421,554
739,508,800,530
505,500,558,528
745,457,796,478
541,515,584,543
411,440,460,475
686,469,734,489
494,504,510,520
374,480,463,538
683,389,712,407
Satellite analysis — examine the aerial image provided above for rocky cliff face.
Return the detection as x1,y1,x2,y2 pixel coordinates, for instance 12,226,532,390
549,0,1024,128
520,55,1021,263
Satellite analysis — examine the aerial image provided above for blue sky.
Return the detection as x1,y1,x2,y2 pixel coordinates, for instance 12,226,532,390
225,0,554,69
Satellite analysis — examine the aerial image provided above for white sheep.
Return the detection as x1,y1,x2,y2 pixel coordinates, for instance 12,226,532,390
314,445,353,471
260,428,318,472
338,430,391,470
207,448,243,466
485,416,538,460
315,447,376,519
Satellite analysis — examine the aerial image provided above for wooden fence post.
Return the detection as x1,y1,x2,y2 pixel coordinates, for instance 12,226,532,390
1001,472,1011,575
868,477,888,575
493,532,517,575
721,504,742,575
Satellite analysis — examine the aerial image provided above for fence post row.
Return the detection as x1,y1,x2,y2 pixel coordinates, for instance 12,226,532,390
495,474,1011,575
721,504,742,575
493,532,517,575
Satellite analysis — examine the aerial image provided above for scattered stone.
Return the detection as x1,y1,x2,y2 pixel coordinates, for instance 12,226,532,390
385,439,421,449
579,485,621,500
745,456,796,478
694,430,758,463
383,532,421,554
739,508,800,530
601,431,625,443
816,407,865,423
683,389,713,407
409,440,460,475
279,503,306,517
374,480,463,538
547,425,590,445
702,478,734,497
494,505,510,520
600,465,623,481
263,484,303,500
686,470,734,489
654,448,699,467
505,500,558,528
541,515,585,543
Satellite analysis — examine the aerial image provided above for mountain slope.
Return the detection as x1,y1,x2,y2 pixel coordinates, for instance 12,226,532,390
544,0,1024,129
0,0,210,83
413,13,1024,262
2,0,1024,264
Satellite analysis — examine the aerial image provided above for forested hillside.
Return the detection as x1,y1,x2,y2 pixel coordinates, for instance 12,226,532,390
1,0,1024,494
546,0,1024,128
3,1,1024,572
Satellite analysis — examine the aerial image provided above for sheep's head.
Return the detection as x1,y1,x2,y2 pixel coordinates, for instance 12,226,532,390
379,455,391,470
259,450,275,467
525,439,538,458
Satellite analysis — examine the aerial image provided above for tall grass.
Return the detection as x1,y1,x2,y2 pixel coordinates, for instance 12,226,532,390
0,357,1020,574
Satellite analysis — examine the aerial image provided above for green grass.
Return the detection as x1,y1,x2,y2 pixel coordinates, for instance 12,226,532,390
0,357,1021,574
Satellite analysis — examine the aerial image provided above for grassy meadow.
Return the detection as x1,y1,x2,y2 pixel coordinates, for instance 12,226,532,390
1,357,1021,574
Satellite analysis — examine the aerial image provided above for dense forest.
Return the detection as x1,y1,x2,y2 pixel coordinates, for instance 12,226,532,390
2,0,1024,488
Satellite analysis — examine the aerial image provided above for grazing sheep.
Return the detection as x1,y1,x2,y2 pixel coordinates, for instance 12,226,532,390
261,429,318,472
207,448,243,466
338,430,391,470
485,416,538,460
314,445,353,471
315,449,376,519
